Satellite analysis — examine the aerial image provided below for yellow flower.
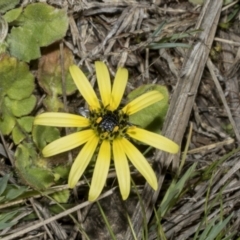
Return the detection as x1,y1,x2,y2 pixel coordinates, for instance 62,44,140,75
34,61,179,201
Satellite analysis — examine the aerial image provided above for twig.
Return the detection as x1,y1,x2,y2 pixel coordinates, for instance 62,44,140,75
0,189,114,240
207,58,240,142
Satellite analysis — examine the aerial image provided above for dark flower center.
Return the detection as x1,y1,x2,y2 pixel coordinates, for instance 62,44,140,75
99,112,119,132
89,108,130,141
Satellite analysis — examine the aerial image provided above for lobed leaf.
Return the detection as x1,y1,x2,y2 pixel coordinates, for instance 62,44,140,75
0,54,34,100
7,27,40,62
15,143,55,190
5,95,36,117
6,3,69,62
51,190,70,203
17,3,69,47
32,125,60,151
0,55,35,141
3,7,23,22
0,0,20,14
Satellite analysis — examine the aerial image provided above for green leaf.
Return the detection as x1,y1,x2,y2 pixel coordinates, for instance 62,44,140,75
127,84,169,133
0,211,19,230
151,21,166,37
18,3,69,46
206,214,233,240
0,42,8,54
3,7,23,22
32,125,60,151
7,27,41,62
166,30,202,41
7,3,69,62
17,116,34,132
5,186,28,201
51,190,70,203
12,125,25,144
0,174,9,196
12,116,34,144
0,108,16,135
1,185,28,203
15,143,55,190
5,95,36,117
0,0,20,14
159,163,197,217
0,221,17,230
198,220,214,240
0,54,34,100
148,42,191,49
16,97,36,116
53,165,70,180
0,56,34,135
0,210,18,222
43,95,64,112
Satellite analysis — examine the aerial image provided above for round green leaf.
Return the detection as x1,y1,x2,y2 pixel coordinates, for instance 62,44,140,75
17,116,34,132
12,125,25,144
0,55,35,100
51,190,70,203
6,3,68,62
7,27,40,62
18,3,69,47
43,96,64,112
53,165,70,180
5,95,36,117
0,107,16,135
15,143,55,190
32,125,60,151
3,7,23,22
12,117,34,144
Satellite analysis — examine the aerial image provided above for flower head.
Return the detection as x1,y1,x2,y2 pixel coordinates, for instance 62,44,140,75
34,61,179,201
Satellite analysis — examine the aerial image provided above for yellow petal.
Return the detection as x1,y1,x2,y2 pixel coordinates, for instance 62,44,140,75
121,138,158,190
109,67,128,110
122,91,164,115
34,112,90,127
112,138,130,200
127,127,179,154
95,61,111,107
88,140,111,202
42,129,95,157
69,65,100,109
68,134,99,188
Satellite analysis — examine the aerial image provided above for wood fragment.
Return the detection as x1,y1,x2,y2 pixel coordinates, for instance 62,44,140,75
187,138,234,154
